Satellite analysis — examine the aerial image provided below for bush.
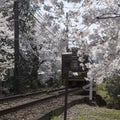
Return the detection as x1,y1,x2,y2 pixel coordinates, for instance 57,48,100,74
105,70,120,109
51,117,61,120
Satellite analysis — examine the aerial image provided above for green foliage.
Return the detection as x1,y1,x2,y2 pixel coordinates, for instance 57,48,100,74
98,70,120,109
77,117,86,120
97,83,107,98
57,79,64,87
76,106,120,120
51,117,61,120
50,104,120,120
105,70,120,109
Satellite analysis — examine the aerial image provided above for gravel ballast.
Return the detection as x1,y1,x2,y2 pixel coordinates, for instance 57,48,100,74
58,104,120,120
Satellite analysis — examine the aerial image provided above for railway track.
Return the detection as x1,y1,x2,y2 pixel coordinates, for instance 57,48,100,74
0,88,65,113
0,87,81,117
0,87,65,102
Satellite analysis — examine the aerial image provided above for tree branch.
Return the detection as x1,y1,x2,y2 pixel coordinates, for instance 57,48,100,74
96,15,120,19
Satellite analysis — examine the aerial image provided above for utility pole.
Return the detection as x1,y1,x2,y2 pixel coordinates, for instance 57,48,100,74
13,0,20,94
64,1,69,120
64,76,68,120
66,12,69,52
0,81,2,97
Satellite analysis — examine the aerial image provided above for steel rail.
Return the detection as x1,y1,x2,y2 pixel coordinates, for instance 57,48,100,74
0,88,80,116
0,87,65,102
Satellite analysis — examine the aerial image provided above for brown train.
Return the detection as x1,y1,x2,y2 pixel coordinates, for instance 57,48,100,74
62,48,89,87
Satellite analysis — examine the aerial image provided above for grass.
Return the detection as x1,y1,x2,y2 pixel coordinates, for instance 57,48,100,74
77,117,86,120
51,83,120,120
51,117,62,120
96,83,117,108
76,110,120,120
51,104,120,120
75,105,120,120
96,83,107,98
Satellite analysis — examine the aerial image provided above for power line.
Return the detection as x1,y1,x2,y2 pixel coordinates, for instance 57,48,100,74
35,25,53,41
35,13,57,35
30,3,60,37
36,10,49,22
34,21,58,44
96,15,120,19
96,13,120,19
29,1,64,38
29,11,57,38
35,11,60,36
19,6,59,52
34,13,62,40
20,5,59,39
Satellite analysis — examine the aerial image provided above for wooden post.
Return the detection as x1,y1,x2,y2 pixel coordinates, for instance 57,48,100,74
13,0,20,94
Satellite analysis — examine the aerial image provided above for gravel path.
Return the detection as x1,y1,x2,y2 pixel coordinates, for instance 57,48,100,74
59,104,120,120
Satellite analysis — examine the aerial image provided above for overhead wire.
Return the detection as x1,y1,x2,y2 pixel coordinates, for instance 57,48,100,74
30,0,61,38
30,0,70,39
37,14,59,36
20,0,83,49
27,10,62,44
96,14,120,19
29,22,55,50
29,11,57,38
34,19,58,45
19,2,58,51
34,13,62,42
31,0,81,42
34,23,54,42
34,9,61,37
34,13,57,35
20,4,59,39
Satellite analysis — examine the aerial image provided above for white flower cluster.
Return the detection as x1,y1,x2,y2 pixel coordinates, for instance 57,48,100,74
34,0,120,83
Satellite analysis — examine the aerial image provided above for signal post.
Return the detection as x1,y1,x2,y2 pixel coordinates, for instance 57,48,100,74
13,0,20,94
62,52,72,120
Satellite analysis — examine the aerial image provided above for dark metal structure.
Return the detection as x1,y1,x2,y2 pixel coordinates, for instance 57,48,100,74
62,52,72,120
62,52,72,79
62,48,89,87
62,48,89,120
13,0,20,94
